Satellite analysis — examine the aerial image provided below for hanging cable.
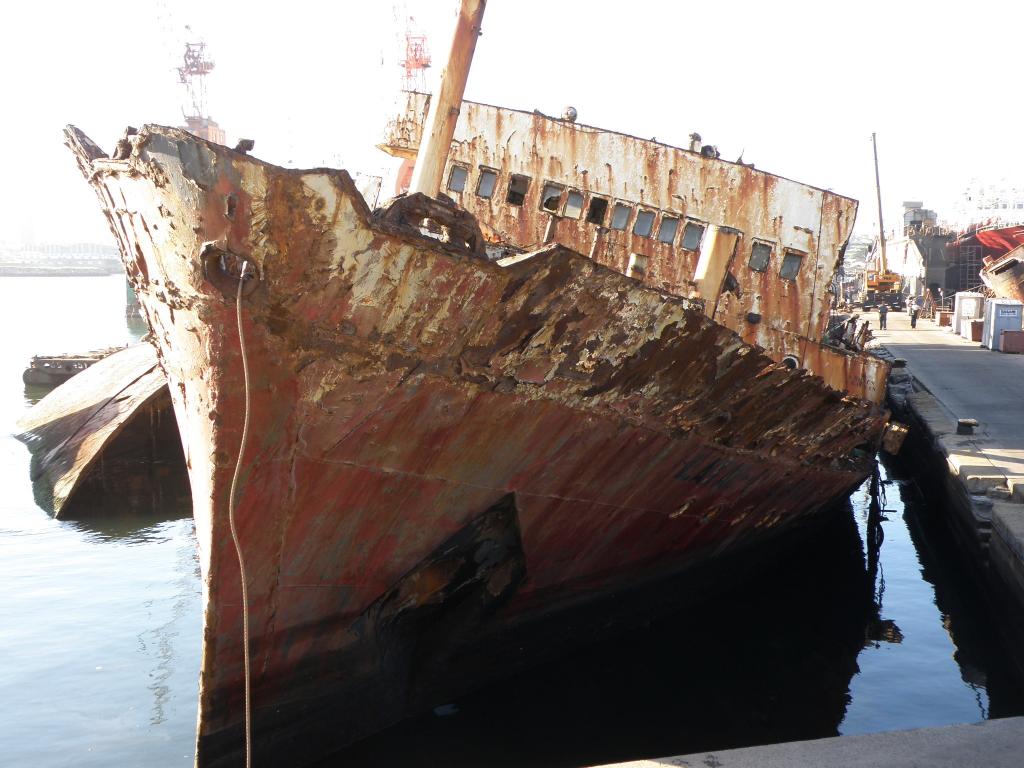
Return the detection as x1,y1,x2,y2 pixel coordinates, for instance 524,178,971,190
228,260,254,768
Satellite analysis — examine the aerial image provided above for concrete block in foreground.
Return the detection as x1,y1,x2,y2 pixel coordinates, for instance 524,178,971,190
594,717,1024,768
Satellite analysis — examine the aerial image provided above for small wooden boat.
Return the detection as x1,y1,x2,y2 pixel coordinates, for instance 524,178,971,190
16,344,187,518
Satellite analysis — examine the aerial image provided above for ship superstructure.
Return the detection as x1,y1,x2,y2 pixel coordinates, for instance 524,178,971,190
383,94,886,400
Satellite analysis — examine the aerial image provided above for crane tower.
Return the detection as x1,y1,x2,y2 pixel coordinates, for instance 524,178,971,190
392,17,431,195
178,41,226,144
400,18,431,92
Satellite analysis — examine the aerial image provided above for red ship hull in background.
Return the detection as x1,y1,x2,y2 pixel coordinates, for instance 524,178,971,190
976,225,1024,300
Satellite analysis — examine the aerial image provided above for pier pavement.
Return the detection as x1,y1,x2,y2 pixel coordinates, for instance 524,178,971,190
874,307,1024,482
594,716,1024,767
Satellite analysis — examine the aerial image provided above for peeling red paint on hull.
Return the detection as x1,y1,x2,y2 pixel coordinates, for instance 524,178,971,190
66,124,887,767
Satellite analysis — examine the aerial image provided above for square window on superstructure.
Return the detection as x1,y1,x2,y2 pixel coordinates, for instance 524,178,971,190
681,221,706,251
633,209,655,237
564,190,584,219
507,174,531,206
657,215,679,244
477,169,498,199
610,203,632,230
749,241,772,272
586,197,609,225
541,182,565,212
447,165,468,193
780,250,804,281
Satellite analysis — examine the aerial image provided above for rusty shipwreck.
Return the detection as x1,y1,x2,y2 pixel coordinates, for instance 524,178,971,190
63,1,892,764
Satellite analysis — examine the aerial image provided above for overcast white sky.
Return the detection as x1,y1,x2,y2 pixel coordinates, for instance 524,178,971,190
2,0,1022,246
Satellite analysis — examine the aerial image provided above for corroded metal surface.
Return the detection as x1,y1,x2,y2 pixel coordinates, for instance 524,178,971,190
382,93,888,402
68,124,888,766
408,0,486,197
981,243,1024,302
881,421,909,455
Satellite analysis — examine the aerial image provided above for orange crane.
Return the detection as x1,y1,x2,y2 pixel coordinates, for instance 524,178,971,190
865,133,902,306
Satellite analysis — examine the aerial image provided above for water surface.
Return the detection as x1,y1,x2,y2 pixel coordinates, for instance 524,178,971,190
1,275,1021,766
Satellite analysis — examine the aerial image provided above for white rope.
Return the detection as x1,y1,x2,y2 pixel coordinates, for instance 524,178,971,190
228,261,253,768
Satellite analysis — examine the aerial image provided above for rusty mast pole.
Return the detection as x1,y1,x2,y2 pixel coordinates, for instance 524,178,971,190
872,132,888,274
408,0,486,198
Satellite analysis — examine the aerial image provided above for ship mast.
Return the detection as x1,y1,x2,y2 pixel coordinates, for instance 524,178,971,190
408,0,486,198
872,132,888,274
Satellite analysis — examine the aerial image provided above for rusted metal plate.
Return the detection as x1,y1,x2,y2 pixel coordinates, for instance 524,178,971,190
68,124,888,766
407,0,485,197
381,93,882,399
981,243,1024,301
15,344,181,516
881,421,910,455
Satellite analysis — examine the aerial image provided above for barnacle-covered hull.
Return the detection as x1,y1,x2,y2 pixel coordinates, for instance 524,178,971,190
67,124,888,766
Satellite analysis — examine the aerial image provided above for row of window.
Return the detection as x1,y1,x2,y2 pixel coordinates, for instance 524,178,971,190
447,163,806,282
447,164,707,251
749,241,804,281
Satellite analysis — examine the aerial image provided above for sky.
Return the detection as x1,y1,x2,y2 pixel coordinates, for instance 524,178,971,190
2,0,1023,246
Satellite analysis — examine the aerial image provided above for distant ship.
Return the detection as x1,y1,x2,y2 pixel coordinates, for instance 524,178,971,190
22,348,120,386
976,226,1024,300
947,180,1024,299
862,201,1024,305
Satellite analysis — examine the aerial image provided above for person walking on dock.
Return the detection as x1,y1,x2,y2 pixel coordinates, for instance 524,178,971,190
909,297,920,328
878,302,888,330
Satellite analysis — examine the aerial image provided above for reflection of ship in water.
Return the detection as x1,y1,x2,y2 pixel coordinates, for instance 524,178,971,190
327,500,880,768
64,509,194,544
139,531,201,727
882,456,1024,719
62,514,200,728
862,469,904,648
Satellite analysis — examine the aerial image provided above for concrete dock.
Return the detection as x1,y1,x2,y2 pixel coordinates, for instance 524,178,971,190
596,716,1024,767
873,307,1024,602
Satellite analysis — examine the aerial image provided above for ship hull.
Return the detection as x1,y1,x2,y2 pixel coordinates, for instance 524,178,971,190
67,125,887,766
981,244,1024,302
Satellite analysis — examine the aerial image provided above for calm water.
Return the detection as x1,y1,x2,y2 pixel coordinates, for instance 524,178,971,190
1,275,1021,767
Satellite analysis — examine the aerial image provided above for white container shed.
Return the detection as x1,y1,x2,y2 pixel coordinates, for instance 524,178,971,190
953,292,985,337
983,299,1024,350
